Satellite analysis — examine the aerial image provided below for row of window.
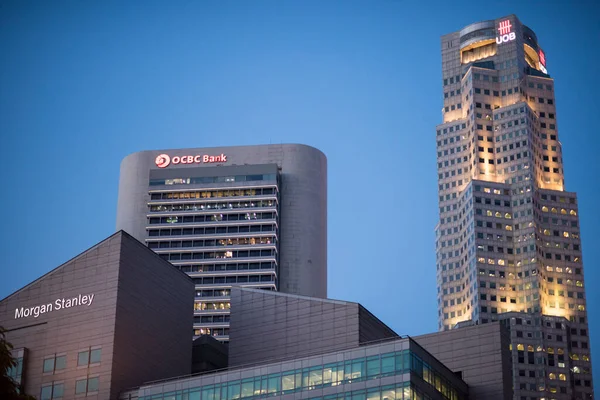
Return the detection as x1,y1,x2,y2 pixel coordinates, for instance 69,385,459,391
148,237,276,250
194,287,273,299
159,249,276,262
137,350,465,400
436,123,467,136
194,302,231,311
149,173,277,186
149,200,276,213
149,212,276,225
148,224,277,237
149,188,277,200
478,268,537,280
181,262,276,274
192,274,275,285
40,377,100,399
43,348,101,374
477,150,529,165
194,315,231,324
527,96,554,105
194,327,229,337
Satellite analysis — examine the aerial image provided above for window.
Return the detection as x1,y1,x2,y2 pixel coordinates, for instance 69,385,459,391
75,377,99,395
78,347,102,366
43,354,67,374
41,382,64,400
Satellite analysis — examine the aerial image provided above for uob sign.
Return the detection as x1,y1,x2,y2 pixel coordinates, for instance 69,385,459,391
496,20,516,44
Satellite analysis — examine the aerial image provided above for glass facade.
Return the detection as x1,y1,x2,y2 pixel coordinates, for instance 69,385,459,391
7,347,25,392
146,174,280,341
133,343,467,400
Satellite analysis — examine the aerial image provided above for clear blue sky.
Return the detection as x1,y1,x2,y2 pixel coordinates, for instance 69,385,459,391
1,0,599,390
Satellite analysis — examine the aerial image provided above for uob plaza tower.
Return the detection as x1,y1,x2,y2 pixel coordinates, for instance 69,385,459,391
435,15,593,399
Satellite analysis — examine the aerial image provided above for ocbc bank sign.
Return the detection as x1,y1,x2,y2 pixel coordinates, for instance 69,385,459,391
155,153,227,168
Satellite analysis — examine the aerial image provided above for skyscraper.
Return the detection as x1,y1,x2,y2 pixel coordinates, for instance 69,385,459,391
435,15,593,399
116,144,327,343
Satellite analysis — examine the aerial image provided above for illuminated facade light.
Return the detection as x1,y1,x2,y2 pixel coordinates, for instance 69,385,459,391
436,15,593,399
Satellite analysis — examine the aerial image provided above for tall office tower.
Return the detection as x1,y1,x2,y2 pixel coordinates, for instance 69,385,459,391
116,144,327,343
435,15,593,399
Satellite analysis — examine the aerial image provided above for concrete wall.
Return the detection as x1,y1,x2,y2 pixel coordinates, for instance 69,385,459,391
358,305,398,344
116,144,327,299
110,233,194,398
414,322,512,400
228,288,359,367
228,288,398,367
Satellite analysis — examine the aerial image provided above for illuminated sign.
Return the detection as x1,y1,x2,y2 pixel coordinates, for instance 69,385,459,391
155,153,227,168
14,293,95,320
538,49,548,73
496,20,516,44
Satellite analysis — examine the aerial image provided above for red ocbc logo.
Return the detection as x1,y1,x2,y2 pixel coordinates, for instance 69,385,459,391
155,154,171,168
154,153,227,168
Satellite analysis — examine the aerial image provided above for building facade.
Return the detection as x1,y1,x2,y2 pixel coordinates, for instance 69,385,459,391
228,287,398,367
0,231,194,399
119,337,469,400
116,144,327,342
415,321,512,400
435,15,593,399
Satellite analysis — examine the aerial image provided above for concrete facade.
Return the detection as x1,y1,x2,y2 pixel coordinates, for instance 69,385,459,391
228,288,397,367
435,15,594,398
116,144,327,342
415,321,512,400
0,231,194,399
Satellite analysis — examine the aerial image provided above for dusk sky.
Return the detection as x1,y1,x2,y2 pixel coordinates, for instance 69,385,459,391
1,0,599,390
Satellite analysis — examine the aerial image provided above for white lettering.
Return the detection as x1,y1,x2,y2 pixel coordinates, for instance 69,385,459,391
496,32,516,44
15,294,95,320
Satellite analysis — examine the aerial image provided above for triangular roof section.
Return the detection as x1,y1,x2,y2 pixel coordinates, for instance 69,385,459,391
0,230,190,304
